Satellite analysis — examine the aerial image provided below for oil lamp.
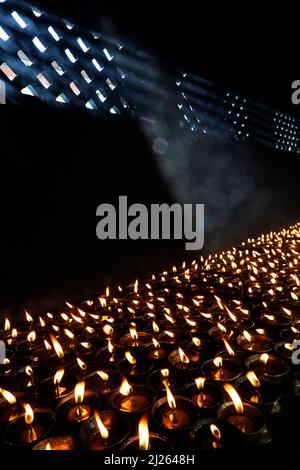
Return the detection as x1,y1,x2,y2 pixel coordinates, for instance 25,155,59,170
235,372,281,412
185,377,222,411
79,409,130,450
118,350,153,379
0,388,23,425
56,380,97,424
120,413,172,451
237,330,273,353
84,369,122,396
245,353,289,384
151,382,199,431
35,368,76,403
111,377,156,414
217,384,267,438
143,338,172,363
3,403,55,446
119,326,152,349
190,418,244,450
149,367,186,394
202,356,242,382
168,346,201,374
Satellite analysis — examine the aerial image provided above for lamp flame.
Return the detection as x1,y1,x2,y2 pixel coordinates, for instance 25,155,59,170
195,377,206,390
138,414,149,450
120,377,132,396
125,350,136,365
246,371,260,388
260,353,269,365
96,371,109,381
54,369,65,385
74,381,85,404
24,404,34,425
210,424,221,440
0,387,17,404
49,334,64,358
213,356,223,367
178,347,190,364
94,409,109,439
223,383,244,414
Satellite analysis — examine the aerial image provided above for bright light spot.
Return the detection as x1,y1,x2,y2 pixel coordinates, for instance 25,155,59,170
21,85,37,96
70,82,81,96
0,63,17,81
92,59,103,72
0,26,9,42
51,61,64,76
31,6,43,17
37,73,51,89
65,49,77,63
110,106,120,115
106,78,116,90
96,89,107,103
103,48,113,61
32,36,46,53
17,50,33,67
11,11,27,29
92,32,100,39
77,38,89,53
56,93,69,103
85,99,97,110
81,70,92,83
48,26,60,41
64,21,74,30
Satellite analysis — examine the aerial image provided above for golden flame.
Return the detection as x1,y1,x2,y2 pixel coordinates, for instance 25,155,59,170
284,343,293,351
260,353,269,365
125,350,136,365
24,404,34,425
39,317,46,328
107,339,114,354
44,339,52,351
152,321,160,333
246,371,260,388
164,382,176,409
12,328,18,339
74,381,85,404
152,337,160,349
4,318,10,331
217,323,227,333
138,414,149,450
27,331,36,343
103,324,113,336
94,409,109,439
223,383,244,414
192,337,201,347
243,330,252,342
45,442,51,450
164,330,174,338
25,366,33,376
77,357,87,370
96,371,109,381
223,339,235,356
129,326,138,341
161,368,169,378
213,356,223,367
0,387,17,404
178,347,190,364
210,424,221,440
54,369,65,385
49,334,64,358
195,377,206,390
64,329,74,339
134,279,139,294
120,377,132,396
25,310,33,322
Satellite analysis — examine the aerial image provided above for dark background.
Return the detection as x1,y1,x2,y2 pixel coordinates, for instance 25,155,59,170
1,1,300,316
